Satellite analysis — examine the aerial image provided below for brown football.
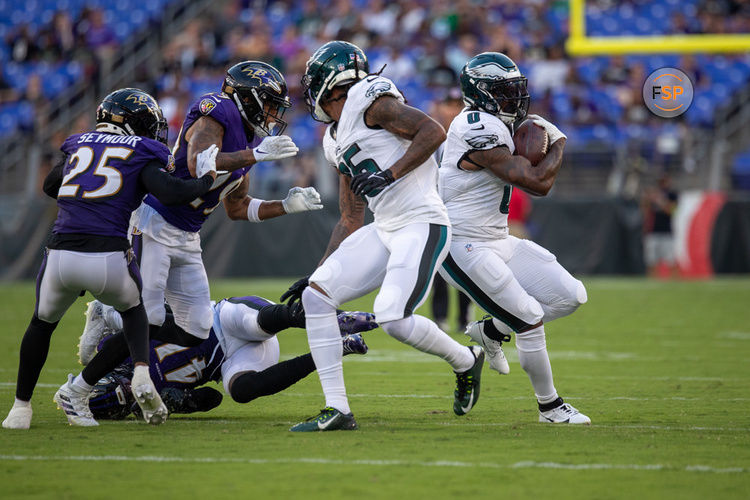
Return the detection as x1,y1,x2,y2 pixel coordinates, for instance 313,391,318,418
513,120,549,166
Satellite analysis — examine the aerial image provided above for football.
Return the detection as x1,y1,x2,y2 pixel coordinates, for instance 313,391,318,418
513,120,549,166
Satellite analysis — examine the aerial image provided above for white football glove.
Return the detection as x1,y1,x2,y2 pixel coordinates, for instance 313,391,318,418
528,114,567,144
253,135,299,162
282,187,323,214
196,144,218,178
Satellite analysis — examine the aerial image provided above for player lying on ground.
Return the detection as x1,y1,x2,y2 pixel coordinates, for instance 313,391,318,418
2,88,220,430
439,52,589,424
78,296,377,419
282,40,484,432
63,61,323,427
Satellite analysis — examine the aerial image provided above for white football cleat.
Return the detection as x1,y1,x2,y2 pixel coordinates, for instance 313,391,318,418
54,374,98,427
464,316,510,375
78,301,111,366
131,365,168,425
2,403,32,429
539,399,591,425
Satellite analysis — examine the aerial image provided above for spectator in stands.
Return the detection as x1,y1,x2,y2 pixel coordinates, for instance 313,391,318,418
642,174,679,278
6,24,40,63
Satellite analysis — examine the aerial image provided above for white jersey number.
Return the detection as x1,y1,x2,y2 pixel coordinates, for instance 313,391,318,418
58,146,132,199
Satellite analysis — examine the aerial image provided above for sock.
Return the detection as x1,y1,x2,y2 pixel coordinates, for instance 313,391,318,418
515,325,558,404
120,303,150,365
302,287,349,414
13,398,31,408
72,374,93,393
229,354,317,403
104,306,123,331
150,315,202,347
257,303,302,334
486,318,512,341
81,331,129,386
14,316,59,401
381,315,474,372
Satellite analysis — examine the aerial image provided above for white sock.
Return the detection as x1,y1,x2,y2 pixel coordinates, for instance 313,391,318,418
302,287,350,414
72,374,94,393
105,306,123,331
516,325,558,404
13,398,31,408
381,315,474,372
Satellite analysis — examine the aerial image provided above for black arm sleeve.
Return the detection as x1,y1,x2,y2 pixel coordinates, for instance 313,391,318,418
42,154,67,199
139,160,214,206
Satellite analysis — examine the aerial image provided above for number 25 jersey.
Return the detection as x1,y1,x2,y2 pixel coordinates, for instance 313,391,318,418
323,76,448,232
55,132,172,239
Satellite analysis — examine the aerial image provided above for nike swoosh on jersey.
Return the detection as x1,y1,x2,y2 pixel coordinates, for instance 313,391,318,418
471,125,485,130
366,76,378,82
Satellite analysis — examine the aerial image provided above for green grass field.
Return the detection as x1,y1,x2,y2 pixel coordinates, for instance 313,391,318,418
1,277,749,499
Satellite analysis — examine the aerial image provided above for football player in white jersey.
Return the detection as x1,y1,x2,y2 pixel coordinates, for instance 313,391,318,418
439,52,590,424
283,41,484,431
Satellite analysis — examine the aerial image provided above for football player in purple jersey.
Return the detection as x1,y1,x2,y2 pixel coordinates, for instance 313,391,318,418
62,61,324,428
76,296,377,420
2,88,221,430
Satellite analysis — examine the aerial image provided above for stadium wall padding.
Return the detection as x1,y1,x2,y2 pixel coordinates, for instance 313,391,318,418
526,197,646,275
4,197,750,280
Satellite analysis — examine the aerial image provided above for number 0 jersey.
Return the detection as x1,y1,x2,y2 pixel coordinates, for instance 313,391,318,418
55,132,172,239
439,109,515,241
323,76,449,232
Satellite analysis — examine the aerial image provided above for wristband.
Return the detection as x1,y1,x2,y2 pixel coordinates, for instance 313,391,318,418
246,198,265,223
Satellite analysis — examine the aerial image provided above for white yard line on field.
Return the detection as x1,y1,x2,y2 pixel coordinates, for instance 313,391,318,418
2,384,749,403
0,454,745,474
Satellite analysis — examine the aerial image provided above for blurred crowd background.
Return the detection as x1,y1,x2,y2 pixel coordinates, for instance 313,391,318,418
2,0,750,200
1,0,750,280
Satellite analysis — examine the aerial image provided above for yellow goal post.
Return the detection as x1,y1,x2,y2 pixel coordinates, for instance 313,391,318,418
565,0,750,55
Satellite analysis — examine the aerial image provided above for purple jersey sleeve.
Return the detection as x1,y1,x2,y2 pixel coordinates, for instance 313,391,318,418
52,132,172,239
143,92,259,232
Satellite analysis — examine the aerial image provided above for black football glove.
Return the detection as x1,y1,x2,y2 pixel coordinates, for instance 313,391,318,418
280,275,309,305
350,169,395,197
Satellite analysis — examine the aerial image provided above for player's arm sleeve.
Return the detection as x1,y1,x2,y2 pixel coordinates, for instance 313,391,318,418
139,160,213,205
42,153,68,198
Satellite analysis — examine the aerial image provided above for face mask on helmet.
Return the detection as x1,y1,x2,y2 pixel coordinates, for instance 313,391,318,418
230,86,290,138
148,107,169,144
486,77,529,122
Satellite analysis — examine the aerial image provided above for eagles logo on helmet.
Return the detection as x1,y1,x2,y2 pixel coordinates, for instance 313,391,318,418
222,61,291,138
460,52,530,128
302,40,369,123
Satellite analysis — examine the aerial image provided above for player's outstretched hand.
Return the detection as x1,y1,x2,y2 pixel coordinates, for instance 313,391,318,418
350,169,395,197
196,144,219,178
253,135,299,162
527,114,566,144
282,186,323,214
280,276,310,305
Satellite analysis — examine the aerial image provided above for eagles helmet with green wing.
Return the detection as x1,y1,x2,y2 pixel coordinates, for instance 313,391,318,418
460,52,530,126
302,41,369,123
